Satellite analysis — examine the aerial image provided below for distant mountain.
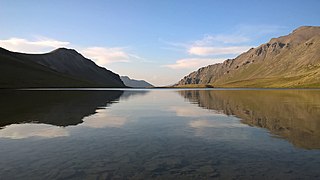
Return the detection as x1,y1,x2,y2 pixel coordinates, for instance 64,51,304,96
120,76,153,88
0,47,126,88
176,26,320,88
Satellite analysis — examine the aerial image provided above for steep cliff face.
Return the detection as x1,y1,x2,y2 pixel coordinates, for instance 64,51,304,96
177,26,320,88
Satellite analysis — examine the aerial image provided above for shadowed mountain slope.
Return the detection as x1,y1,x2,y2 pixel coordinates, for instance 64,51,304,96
0,47,126,88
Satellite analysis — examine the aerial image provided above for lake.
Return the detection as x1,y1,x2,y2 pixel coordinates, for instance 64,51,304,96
0,89,319,179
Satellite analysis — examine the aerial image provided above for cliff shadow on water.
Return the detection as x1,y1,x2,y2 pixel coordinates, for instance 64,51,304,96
0,90,125,127
178,89,320,149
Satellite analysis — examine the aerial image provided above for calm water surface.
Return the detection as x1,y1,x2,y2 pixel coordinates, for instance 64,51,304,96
0,89,319,179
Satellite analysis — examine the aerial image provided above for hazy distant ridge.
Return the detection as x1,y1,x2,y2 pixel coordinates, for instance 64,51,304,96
120,76,154,88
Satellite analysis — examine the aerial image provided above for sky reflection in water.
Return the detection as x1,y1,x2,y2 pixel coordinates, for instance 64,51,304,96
0,89,319,179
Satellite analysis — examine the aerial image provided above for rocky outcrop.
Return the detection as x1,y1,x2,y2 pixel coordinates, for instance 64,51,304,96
177,26,320,88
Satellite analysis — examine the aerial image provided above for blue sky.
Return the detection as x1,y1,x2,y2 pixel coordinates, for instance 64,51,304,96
0,0,319,85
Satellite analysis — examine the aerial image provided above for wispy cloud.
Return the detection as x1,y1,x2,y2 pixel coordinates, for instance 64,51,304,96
235,24,285,37
158,38,188,52
188,46,252,56
186,32,252,56
161,24,284,58
81,47,130,66
160,33,252,57
164,58,224,70
158,38,189,48
81,48,151,66
193,34,250,46
0,37,70,53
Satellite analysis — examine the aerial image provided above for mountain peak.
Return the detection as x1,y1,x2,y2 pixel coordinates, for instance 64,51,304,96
293,26,318,32
50,47,80,56
291,26,320,37
269,26,320,44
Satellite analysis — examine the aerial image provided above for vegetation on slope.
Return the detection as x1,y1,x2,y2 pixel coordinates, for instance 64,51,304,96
177,26,320,88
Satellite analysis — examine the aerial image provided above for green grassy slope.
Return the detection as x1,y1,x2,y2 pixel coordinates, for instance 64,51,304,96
176,26,320,88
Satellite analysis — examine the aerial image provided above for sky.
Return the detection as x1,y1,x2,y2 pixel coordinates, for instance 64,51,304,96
0,0,319,86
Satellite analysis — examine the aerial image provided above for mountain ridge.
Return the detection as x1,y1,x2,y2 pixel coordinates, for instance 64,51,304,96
176,26,320,88
120,76,154,88
0,47,126,88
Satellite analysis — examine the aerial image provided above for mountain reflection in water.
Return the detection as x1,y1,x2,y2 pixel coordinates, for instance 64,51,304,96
0,90,123,127
0,90,151,128
179,89,320,149
0,89,319,179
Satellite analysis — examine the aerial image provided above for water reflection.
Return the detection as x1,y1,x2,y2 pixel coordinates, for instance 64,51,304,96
179,90,320,149
120,90,149,100
0,90,123,127
0,89,319,179
0,123,69,139
189,119,246,128
82,109,127,128
169,106,223,117
0,90,153,139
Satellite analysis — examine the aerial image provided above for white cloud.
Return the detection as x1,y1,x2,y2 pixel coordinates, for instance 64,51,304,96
188,46,251,56
0,37,70,53
164,58,224,70
81,47,130,66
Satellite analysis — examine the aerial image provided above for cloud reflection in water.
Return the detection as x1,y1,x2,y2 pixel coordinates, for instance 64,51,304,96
0,123,69,139
82,109,127,128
